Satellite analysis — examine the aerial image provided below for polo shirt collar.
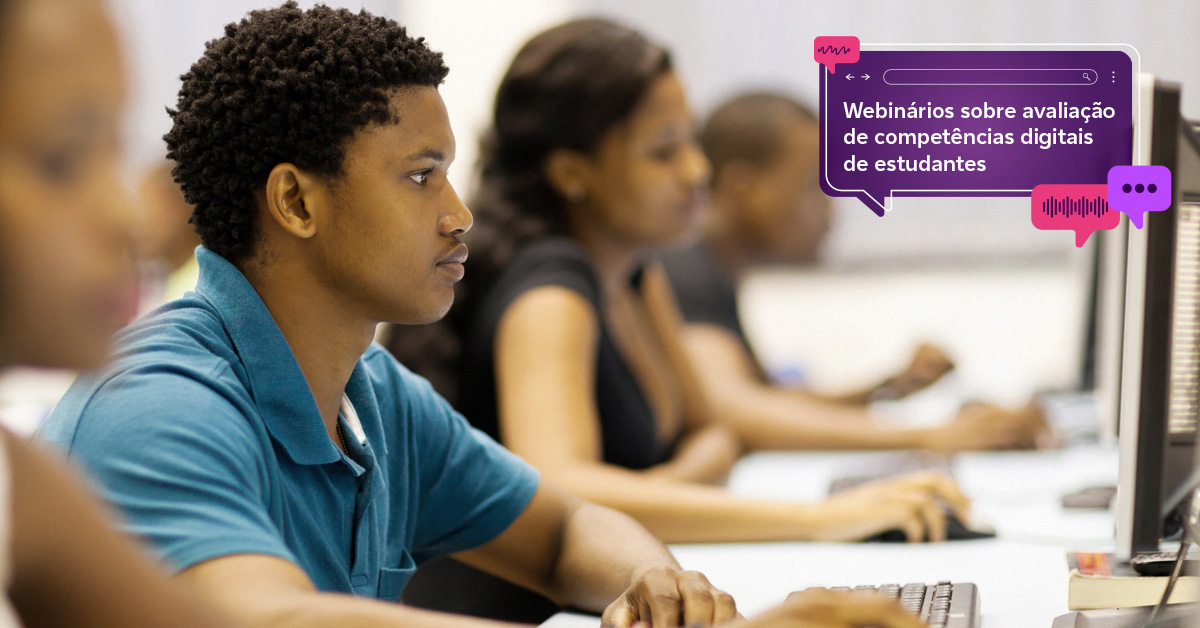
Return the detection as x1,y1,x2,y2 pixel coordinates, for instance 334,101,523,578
193,247,342,466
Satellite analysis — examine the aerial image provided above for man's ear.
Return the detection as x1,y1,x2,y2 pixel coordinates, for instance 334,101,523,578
263,163,325,240
544,149,592,204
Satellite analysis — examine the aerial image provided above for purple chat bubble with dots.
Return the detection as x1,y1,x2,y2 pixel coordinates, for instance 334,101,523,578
1106,165,1171,229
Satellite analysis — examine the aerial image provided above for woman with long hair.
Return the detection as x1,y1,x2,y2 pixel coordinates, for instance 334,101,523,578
391,18,968,547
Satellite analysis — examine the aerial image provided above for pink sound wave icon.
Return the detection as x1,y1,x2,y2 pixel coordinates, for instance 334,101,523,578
815,45,854,55
1040,195,1110,218
1031,184,1119,247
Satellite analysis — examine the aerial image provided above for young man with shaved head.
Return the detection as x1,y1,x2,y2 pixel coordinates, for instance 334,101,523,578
661,92,1047,454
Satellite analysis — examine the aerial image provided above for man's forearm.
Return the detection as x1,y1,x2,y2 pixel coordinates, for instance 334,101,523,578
546,502,681,613
201,584,531,628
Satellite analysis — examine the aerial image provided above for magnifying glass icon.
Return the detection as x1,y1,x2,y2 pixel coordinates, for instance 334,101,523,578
1083,72,1091,82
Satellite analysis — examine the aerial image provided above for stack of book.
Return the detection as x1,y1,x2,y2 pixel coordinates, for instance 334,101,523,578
1067,551,1200,610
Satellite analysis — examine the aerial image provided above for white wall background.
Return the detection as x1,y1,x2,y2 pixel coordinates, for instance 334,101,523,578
108,0,397,170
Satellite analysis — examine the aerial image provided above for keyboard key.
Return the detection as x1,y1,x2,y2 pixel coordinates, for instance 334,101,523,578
793,581,979,628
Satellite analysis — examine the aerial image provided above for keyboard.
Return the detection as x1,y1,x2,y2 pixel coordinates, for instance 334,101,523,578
798,581,979,628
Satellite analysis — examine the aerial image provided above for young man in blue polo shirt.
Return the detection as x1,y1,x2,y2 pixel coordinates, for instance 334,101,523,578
38,4,736,627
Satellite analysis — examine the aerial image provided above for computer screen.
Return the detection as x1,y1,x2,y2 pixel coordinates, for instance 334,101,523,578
1079,237,1101,392
1089,74,1153,441
1092,220,1129,440
1113,78,1200,561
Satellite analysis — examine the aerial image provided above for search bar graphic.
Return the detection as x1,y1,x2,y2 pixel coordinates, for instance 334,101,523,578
883,69,1099,85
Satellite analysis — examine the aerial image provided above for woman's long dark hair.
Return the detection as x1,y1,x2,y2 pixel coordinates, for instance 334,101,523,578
386,18,672,403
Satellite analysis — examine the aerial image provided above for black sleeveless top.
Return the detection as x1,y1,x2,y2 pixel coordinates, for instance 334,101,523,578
459,236,677,469
403,237,679,623
658,240,770,382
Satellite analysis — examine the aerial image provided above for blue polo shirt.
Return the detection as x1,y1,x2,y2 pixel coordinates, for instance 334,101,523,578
39,247,540,599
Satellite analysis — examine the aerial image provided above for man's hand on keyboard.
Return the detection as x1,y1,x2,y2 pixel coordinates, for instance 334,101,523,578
601,566,739,628
807,471,971,542
739,589,927,628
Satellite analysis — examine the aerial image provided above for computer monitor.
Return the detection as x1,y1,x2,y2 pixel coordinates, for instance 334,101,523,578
1160,125,1200,525
1073,77,1154,441
1088,74,1157,441
1079,236,1101,392
1092,220,1129,441
1113,78,1200,561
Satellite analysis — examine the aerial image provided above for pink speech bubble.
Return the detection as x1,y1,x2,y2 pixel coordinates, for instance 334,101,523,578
1031,184,1120,247
814,36,860,75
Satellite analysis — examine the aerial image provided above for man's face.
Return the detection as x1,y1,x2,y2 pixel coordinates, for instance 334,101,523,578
736,118,831,264
307,86,471,325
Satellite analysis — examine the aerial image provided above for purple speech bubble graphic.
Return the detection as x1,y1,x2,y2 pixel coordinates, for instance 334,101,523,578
814,37,860,75
819,50,1134,216
1106,165,1171,229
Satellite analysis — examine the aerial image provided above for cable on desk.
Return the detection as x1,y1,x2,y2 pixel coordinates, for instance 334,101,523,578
1144,487,1200,627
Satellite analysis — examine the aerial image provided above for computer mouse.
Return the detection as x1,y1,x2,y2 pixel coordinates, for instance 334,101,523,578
865,508,996,543
1061,485,1117,510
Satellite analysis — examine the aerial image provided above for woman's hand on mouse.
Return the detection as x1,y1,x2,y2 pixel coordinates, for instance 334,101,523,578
799,471,971,543
925,402,1051,452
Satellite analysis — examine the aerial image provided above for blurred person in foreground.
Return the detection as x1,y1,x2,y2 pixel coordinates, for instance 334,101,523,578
0,0,257,624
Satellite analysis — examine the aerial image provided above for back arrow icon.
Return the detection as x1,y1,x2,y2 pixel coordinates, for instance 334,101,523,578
846,74,855,80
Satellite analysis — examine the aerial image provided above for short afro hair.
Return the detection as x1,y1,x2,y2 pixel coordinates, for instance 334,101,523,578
701,92,816,181
165,2,449,263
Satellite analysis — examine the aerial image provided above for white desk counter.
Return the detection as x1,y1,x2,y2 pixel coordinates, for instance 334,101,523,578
542,445,1119,628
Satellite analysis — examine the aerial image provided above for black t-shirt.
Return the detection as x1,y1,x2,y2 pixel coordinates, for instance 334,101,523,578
459,236,678,470
658,240,762,364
